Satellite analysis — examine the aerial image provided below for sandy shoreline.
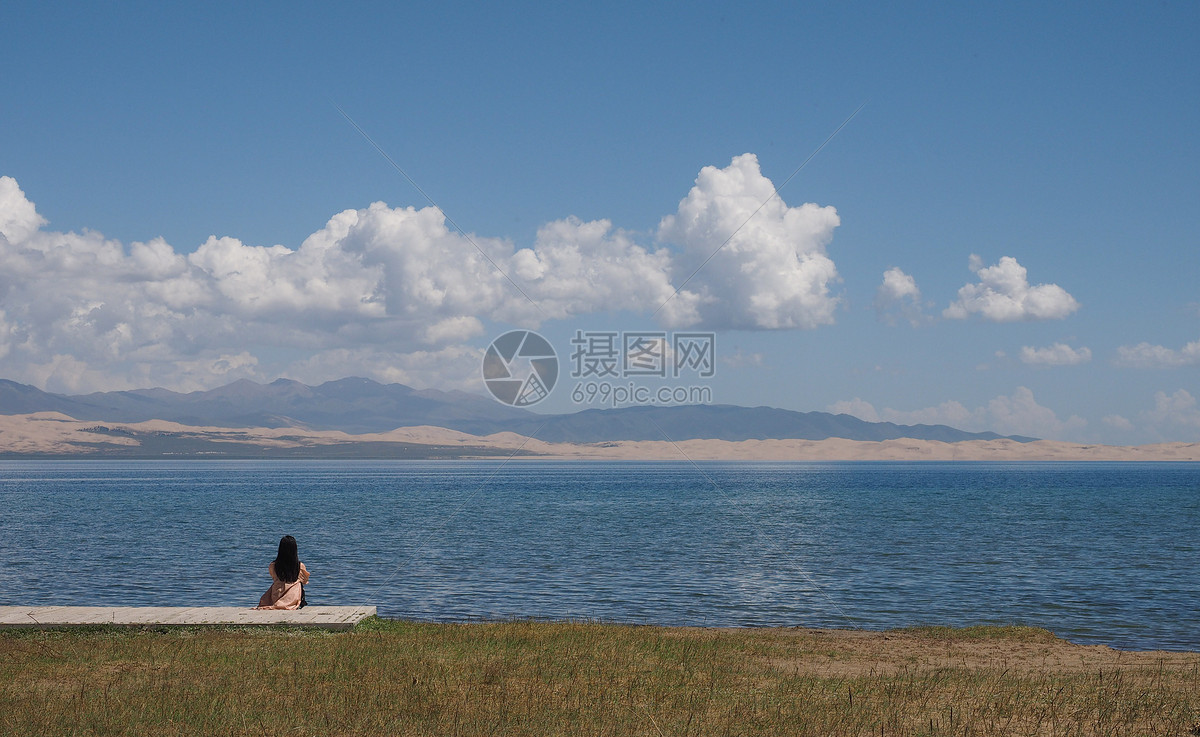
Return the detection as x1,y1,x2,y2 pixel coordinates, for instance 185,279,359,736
1,411,1197,460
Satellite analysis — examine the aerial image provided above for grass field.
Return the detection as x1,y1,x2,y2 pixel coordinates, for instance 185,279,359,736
3,619,1199,736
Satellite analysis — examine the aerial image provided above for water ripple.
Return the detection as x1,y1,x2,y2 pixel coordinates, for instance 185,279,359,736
1,459,1197,650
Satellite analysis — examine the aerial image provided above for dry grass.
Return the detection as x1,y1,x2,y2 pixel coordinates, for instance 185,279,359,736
3,619,1199,736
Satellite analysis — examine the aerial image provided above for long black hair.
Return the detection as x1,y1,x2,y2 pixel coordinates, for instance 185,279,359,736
273,535,301,583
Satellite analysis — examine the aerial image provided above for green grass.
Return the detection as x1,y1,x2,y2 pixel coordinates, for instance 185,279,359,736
3,619,1199,736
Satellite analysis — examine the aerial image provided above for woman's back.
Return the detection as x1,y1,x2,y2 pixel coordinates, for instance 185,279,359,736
255,535,309,610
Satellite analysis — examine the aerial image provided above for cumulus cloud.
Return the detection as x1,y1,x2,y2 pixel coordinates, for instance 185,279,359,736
837,390,1200,445
721,348,765,369
982,387,1087,438
1102,414,1133,431
518,216,692,325
827,398,880,423
0,158,844,392
1115,338,1200,368
883,399,978,429
830,387,1086,440
282,345,486,392
657,153,841,329
0,176,46,243
0,309,15,360
944,255,1079,322
878,267,919,301
1142,389,1200,432
874,267,925,326
0,189,529,391
1019,342,1092,366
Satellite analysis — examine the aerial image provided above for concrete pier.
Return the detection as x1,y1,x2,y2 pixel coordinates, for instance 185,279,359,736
0,605,375,630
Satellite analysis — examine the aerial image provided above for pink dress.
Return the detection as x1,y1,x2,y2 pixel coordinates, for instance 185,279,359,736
255,561,310,610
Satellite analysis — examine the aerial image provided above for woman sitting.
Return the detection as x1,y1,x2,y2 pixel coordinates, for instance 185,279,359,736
255,534,309,610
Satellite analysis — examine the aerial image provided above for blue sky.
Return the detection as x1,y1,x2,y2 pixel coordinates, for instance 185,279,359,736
1,1,1197,443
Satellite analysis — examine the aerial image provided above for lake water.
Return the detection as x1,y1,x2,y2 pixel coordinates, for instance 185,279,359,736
1,460,1197,651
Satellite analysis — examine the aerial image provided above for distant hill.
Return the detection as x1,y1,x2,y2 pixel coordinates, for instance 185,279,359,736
0,378,1035,443
0,377,529,435
496,404,1033,443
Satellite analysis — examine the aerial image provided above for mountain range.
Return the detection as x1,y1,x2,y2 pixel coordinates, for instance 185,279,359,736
0,377,1034,444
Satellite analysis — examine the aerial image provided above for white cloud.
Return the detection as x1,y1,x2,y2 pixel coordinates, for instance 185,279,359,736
657,153,841,329
1115,338,1200,368
518,216,693,325
874,267,926,326
0,160,844,392
982,387,1086,438
1102,414,1133,431
827,398,880,423
944,255,1079,322
883,399,977,428
0,309,14,360
281,345,485,392
833,387,1086,440
0,179,517,391
421,316,485,344
0,176,46,243
20,350,262,395
22,354,138,394
1019,342,1092,366
1142,389,1200,431
835,391,1200,445
878,267,919,301
721,348,765,369
156,353,261,393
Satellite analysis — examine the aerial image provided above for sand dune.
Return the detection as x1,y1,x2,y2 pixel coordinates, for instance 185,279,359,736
528,436,1200,461
0,411,1196,461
